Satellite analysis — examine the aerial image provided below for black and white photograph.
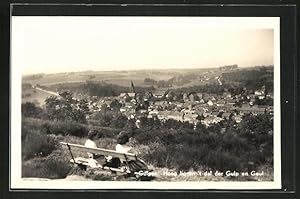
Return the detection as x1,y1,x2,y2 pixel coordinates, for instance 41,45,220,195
10,16,281,189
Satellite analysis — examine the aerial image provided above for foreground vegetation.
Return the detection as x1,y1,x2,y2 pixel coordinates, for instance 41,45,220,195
22,111,273,181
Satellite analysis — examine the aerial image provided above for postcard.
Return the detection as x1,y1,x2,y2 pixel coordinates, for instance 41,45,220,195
10,15,281,190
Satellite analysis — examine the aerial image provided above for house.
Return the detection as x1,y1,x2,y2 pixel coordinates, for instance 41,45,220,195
216,100,226,106
153,94,163,99
211,111,219,117
157,111,184,122
255,86,266,98
188,93,199,102
249,98,255,106
120,93,128,98
238,105,266,115
202,116,223,127
207,100,214,106
181,102,194,110
148,110,158,117
168,112,184,121
120,107,127,112
226,98,236,106
196,93,203,99
183,93,189,102
184,113,199,122
199,99,205,104
221,112,232,120
203,111,211,117
181,109,195,114
130,98,137,104
155,100,167,105
255,90,264,96
233,115,243,123
120,93,131,102
223,92,232,99
128,93,136,98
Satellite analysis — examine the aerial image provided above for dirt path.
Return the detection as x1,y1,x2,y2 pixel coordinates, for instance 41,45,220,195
35,87,60,96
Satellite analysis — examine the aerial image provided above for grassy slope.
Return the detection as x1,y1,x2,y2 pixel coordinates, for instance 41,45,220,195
22,87,56,106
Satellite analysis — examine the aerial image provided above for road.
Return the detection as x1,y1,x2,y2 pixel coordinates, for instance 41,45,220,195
35,87,60,97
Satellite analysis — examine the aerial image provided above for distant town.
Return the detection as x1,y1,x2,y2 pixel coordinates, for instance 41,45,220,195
24,65,273,130
76,81,273,129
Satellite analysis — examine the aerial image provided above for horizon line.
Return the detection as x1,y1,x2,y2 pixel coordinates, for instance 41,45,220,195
22,64,274,77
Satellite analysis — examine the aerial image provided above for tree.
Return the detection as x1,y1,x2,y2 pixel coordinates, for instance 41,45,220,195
144,78,157,85
22,102,43,118
110,113,128,128
196,114,205,121
91,111,113,127
140,117,161,130
207,123,222,134
195,122,207,133
239,113,273,135
45,91,89,124
110,99,122,111
124,119,138,132
163,119,183,129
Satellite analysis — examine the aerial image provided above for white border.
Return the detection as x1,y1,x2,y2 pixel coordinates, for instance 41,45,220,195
10,16,281,190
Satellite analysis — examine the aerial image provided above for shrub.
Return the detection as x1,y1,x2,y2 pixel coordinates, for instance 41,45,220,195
90,111,128,129
23,117,121,139
41,121,89,137
143,144,169,168
89,126,120,139
90,111,113,127
95,138,117,150
110,114,128,129
22,102,44,118
22,129,58,160
203,149,242,172
22,113,273,175
22,149,72,179
133,121,272,173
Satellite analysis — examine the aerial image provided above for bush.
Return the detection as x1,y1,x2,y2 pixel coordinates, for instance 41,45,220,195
22,129,58,160
41,121,89,137
21,112,273,175
23,117,121,140
203,149,242,171
22,102,44,118
133,121,272,173
90,111,128,129
88,126,120,139
22,150,72,179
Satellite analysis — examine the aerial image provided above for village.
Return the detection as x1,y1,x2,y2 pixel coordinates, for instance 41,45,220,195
80,81,274,130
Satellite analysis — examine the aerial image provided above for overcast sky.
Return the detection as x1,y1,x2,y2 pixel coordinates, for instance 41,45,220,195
12,17,276,75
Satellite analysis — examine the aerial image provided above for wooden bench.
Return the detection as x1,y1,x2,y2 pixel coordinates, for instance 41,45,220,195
60,142,137,162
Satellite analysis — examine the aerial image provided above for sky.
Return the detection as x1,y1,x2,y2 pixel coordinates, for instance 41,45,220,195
11,17,276,75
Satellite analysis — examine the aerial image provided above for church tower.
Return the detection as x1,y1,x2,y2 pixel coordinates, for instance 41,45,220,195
130,81,135,93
